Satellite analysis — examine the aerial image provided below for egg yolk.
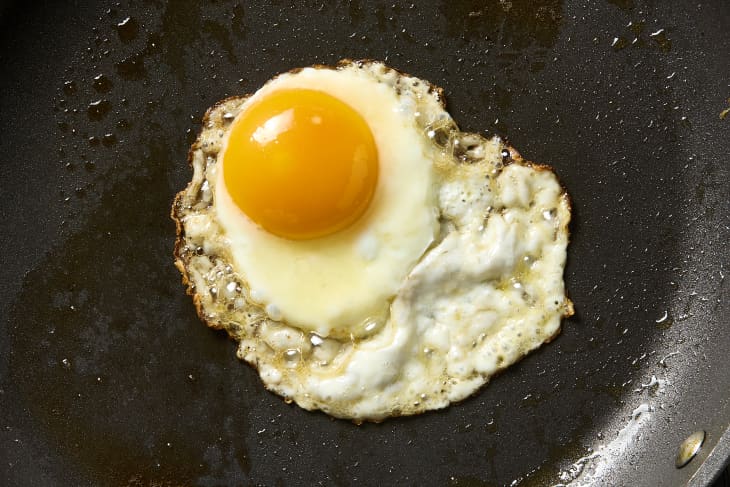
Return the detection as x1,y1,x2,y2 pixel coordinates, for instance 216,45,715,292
222,88,379,240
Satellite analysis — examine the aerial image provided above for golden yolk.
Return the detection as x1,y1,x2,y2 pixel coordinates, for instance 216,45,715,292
222,88,379,240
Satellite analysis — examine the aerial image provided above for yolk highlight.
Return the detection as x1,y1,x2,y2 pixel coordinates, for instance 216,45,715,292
222,88,379,240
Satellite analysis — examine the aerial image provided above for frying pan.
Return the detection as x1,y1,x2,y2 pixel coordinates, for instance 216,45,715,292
1,1,728,485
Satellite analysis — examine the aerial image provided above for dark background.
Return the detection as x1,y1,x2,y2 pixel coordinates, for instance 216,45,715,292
1,1,728,486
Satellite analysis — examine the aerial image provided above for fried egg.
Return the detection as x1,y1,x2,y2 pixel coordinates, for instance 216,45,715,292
172,60,573,421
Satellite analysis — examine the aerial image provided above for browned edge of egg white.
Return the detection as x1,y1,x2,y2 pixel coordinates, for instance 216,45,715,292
170,59,574,422
506,144,576,322
171,93,247,334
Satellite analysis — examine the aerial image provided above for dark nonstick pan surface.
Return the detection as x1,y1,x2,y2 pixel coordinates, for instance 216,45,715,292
1,1,728,485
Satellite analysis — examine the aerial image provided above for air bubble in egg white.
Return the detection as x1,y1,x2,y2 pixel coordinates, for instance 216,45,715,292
364,320,378,333
266,303,282,321
249,288,264,303
200,180,212,202
284,349,300,367
224,281,241,299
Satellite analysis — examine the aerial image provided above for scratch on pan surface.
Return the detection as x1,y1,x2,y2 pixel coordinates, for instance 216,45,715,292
554,403,654,486
553,352,677,486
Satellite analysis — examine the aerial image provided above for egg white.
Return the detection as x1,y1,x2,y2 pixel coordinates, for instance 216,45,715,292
172,60,573,421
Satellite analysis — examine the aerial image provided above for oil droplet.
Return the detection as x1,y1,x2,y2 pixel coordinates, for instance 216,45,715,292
628,20,645,35
63,80,77,96
649,29,672,52
116,17,139,43
626,20,647,47
102,133,117,147
283,349,301,367
611,36,629,51
310,334,323,347
92,74,113,93
87,100,112,120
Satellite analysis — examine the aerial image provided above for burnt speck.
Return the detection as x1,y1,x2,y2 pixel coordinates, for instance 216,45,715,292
92,74,113,93
87,100,112,121
116,16,139,43
62,81,77,96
